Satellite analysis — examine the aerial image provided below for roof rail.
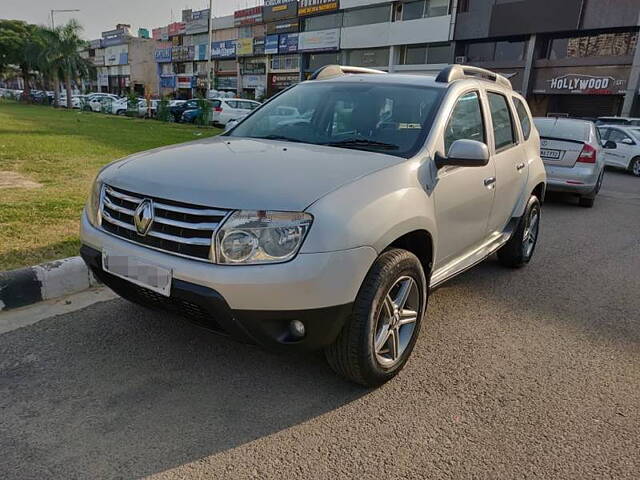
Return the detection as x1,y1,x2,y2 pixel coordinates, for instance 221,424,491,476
436,65,512,89
309,65,387,81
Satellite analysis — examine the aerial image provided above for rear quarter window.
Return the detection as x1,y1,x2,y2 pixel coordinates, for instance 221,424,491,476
513,97,532,140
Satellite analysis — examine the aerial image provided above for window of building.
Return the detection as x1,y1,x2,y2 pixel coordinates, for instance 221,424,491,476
343,5,390,27
400,43,451,65
513,97,531,140
402,1,425,21
347,48,389,68
217,59,236,72
465,40,526,62
494,40,525,61
302,12,343,32
466,42,495,62
307,52,341,72
547,31,638,59
444,91,484,154
427,43,452,63
271,54,300,71
426,0,449,17
174,63,186,74
488,92,516,150
401,0,449,20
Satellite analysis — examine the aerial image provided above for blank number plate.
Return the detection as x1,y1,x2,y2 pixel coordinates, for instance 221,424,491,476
541,148,561,160
102,251,172,297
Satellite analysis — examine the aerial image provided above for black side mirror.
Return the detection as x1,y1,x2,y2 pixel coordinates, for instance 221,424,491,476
435,139,490,169
603,140,617,149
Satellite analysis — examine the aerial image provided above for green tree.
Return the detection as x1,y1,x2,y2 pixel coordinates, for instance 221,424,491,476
0,20,43,99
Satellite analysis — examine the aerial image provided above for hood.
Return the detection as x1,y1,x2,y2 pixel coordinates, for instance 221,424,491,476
101,136,404,211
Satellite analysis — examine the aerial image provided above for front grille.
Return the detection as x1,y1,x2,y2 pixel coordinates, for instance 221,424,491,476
100,184,229,261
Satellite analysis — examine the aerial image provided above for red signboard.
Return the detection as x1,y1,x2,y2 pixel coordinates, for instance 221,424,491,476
167,22,186,37
234,6,263,26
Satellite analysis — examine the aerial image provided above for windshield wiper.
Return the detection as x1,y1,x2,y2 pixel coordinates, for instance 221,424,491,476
322,139,400,150
253,135,307,144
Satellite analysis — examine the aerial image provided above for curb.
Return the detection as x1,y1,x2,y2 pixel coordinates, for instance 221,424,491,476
0,257,100,312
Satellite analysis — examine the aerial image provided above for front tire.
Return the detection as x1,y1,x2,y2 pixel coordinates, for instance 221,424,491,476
325,249,427,387
629,157,640,177
498,195,541,268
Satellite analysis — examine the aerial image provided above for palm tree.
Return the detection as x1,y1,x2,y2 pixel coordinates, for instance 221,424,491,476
42,20,91,109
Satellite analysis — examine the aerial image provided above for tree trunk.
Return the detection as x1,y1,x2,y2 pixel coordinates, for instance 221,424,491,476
20,64,31,100
65,69,73,109
53,76,61,108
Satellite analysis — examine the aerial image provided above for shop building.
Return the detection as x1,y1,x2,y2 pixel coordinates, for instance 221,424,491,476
454,0,640,117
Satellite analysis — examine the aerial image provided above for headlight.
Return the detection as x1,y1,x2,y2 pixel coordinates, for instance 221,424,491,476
86,177,103,227
216,210,313,265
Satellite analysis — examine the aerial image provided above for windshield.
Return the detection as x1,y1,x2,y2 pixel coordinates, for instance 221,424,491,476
228,81,444,157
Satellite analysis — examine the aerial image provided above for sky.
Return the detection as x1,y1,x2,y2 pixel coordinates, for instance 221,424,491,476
2,0,264,40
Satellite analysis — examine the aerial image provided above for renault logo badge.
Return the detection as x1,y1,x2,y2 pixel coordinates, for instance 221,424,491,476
134,199,154,236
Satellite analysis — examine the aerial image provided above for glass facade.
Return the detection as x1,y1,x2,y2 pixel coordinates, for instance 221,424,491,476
400,43,452,64
466,39,526,62
343,5,390,28
547,31,638,59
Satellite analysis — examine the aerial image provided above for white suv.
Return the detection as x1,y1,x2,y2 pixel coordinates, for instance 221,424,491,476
81,65,546,386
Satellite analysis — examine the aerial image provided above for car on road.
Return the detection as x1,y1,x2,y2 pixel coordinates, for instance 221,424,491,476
595,116,640,127
533,117,609,207
81,65,546,386
211,98,260,127
597,125,640,177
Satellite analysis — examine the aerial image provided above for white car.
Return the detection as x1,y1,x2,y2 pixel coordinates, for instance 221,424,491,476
58,95,86,108
597,125,640,177
211,98,260,127
85,94,121,112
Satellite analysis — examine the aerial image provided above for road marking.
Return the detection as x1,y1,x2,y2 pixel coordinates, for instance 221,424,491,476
0,287,118,335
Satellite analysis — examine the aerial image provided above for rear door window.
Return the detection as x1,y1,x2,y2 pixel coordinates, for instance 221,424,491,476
487,92,516,150
513,97,532,140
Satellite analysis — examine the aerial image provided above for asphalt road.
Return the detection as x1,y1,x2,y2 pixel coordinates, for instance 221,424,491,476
1,168,639,479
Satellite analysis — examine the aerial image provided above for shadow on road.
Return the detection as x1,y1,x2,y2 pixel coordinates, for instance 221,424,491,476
0,300,367,479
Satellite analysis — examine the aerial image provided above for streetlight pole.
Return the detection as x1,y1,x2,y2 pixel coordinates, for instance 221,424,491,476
50,9,80,29
206,0,213,95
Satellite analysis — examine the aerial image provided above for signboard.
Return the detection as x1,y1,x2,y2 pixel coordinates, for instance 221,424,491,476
154,47,172,62
138,28,149,39
298,0,339,16
177,76,195,89
211,40,236,59
298,28,340,52
263,1,298,22
194,44,208,61
266,19,299,35
243,75,265,89
269,73,299,88
184,8,210,35
265,35,279,55
216,76,238,90
242,62,266,75
234,6,263,26
278,33,299,54
152,27,169,41
160,75,176,89
254,37,266,55
237,38,254,56
172,46,195,62
533,67,630,95
101,28,128,47
167,22,186,37
89,39,102,49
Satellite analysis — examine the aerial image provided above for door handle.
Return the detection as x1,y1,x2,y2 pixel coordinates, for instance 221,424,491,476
484,177,496,189
516,162,526,171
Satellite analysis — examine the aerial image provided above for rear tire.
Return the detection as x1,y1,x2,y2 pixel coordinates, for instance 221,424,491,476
629,157,640,177
498,195,541,268
579,196,595,208
325,249,427,387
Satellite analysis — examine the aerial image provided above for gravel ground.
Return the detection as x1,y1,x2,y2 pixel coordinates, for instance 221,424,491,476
1,168,638,479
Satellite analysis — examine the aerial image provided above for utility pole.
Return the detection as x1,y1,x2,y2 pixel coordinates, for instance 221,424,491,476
50,9,80,29
206,0,214,95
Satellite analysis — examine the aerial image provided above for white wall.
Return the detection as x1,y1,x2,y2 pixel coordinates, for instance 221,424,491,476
340,15,451,49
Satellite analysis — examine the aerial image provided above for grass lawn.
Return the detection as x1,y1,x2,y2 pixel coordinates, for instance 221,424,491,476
0,100,221,271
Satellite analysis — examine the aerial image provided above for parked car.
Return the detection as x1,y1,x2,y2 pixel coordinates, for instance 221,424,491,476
211,98,260,127
595,116,640,127
80,65,546,386
85,94,121,112
597,125,640,177
168,99,202,122
179,100,218,124
533,117,610,207
58,95,86,109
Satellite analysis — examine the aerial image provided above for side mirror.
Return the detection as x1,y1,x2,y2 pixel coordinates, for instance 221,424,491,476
603,140,617,149
621,138,634,146
435,139,490,169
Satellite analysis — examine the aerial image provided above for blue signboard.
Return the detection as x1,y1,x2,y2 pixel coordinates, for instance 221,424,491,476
118,52,129,65
195,44,208,61
154,47,173,63
160,75,176,88
278,33,298,53
265,35,279,55
211,40,236,59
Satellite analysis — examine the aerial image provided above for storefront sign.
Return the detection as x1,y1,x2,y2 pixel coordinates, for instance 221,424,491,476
160,75,176,89
298,28,340,52
89,39,102,49
167,22,186,37
298,0,339,16
270,73,299,88
533,67,629,95
152,26,169,41
243,75,265,89
194,44,208,61
216,76,238,90
234,6,263,26
278,33,299,54
154,47,173,63
237,38,254,56
242,61,266,75
172,46,195,62
254,37,266,55
267,19,299,35
184,8,210,35
177,76,195,89
211,40,236,59
263,1,298,22
265,35,279,54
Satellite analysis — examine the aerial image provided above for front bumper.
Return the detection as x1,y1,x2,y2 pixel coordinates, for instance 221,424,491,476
81,245,353,351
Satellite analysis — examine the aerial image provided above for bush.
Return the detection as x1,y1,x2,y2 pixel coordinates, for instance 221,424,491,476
194,95,209,127
156,97,171,122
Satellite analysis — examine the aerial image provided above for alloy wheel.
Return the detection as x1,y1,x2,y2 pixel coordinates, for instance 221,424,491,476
632,159,640,177
522,206,540,259
374,276,420,368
